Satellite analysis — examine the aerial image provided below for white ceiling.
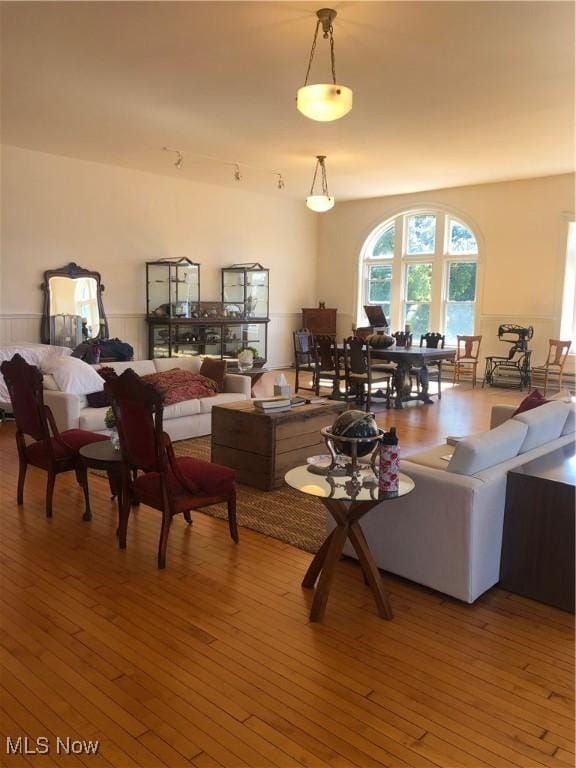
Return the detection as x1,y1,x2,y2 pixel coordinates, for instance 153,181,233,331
1,1,574,201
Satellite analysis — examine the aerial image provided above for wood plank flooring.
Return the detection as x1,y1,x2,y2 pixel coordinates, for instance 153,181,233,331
0,382,574,767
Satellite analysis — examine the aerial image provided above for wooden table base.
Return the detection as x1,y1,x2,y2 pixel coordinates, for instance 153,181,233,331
302,498,394,622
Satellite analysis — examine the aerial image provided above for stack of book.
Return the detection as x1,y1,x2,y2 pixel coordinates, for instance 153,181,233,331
253,397,291,413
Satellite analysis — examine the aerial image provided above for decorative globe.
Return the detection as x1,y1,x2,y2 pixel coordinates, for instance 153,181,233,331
329,410,380,457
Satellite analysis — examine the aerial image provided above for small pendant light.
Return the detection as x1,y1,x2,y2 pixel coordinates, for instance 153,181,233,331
306,155,335,212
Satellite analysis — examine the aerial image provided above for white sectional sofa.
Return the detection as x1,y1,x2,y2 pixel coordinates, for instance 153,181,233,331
44,357,251,441
336,400,575,603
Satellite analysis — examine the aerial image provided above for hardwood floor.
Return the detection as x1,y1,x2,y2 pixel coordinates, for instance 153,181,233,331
0,383,574,768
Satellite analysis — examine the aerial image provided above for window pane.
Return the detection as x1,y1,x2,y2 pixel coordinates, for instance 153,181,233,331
449,220,478,254
372,224,395,257
406,263,432,301
368,264,392,303
445,303,474,341
406,215,436,255
405,303,430,337
448,262,477,301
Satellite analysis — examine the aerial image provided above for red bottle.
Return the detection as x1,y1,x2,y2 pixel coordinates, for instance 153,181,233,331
379,427,399,494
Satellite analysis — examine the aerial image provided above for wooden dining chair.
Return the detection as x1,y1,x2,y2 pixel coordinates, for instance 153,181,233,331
313,334,342,396
531,339,572,395
293,328,316,392
105,368,238,568
343,337,391,411
453,335,482,388
0,353,108,519
392,331,413,348
411,332,446,399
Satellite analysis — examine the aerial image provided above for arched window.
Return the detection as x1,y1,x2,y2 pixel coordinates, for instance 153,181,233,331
358,209,479,343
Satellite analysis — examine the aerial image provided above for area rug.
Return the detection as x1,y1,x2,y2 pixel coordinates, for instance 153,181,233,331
174,436,324,553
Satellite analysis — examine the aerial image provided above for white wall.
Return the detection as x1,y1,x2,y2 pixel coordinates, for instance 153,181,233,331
0,144,318,365
317,174,575,362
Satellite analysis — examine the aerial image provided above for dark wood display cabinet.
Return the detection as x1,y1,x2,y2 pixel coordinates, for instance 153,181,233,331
302,307,337,336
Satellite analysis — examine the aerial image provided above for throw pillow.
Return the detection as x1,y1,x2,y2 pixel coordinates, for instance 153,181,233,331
42,356,105,396
447,420,529,476
513,389,547,416
142,369,218,404
199,358,227,392
86,367,118,408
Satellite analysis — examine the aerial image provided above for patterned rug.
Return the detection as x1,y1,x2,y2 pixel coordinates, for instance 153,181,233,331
174,436,324,553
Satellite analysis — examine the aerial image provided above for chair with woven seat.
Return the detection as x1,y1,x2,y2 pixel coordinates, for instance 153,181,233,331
343,337,391,411
410,333,446,399
313,334,342,396
0,353,108,519
453,335,482,388
105,368,238,569
293,328,316,393
531,339,572,395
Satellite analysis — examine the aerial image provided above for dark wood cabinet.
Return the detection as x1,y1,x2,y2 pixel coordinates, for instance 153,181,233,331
500,444,575,612
302,308,337,336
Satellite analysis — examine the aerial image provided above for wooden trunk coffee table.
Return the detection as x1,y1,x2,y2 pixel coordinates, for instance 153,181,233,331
211,400,350,490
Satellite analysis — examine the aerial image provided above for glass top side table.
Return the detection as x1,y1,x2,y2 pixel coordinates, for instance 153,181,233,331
285,465,415,622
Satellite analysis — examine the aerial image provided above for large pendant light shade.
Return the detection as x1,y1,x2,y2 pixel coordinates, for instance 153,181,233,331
306,155,335,213
297,84,353,122
297,9,353,122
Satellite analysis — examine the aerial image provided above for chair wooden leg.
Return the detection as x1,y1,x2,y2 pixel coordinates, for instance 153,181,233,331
543,371,548,396
77,464,92,522
366,385,371,413
45,471,56,518
472,364,477,389
295,368,300,392
17,460,27,505
437,363,442,400
157,510,172,569
227,492,239,543
117,490,130,550
183,510,192,524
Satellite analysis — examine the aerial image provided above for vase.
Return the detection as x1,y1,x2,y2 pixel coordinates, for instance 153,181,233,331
238,350,254,372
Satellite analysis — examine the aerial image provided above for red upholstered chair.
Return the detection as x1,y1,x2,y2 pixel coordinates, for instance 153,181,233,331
0,353,108,519
105,368,238,569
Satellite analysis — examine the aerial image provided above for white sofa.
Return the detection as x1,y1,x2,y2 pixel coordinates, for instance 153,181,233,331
335,400,575,603
44,357,251,441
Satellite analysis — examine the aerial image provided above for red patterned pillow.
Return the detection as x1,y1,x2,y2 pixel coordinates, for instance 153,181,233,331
142,368,218,405
513,389,548,416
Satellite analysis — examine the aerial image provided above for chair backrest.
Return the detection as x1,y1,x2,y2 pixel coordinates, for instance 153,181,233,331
315,334,338,371
456,335,482,360
293,329,314,360
392,331,412,348
420,332,445,349
105,369,167,473
544,339,572,368
0,353,50,441
343,336,368,376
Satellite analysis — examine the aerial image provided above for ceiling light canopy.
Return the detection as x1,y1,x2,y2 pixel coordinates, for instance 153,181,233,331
297,8,353,122
306,155,334,212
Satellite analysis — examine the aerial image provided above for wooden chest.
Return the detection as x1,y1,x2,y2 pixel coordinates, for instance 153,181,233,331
301,308,337,336
211,400,350,490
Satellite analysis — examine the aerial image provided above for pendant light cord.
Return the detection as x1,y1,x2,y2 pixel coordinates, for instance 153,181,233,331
303,19,337,86
310,156,330,196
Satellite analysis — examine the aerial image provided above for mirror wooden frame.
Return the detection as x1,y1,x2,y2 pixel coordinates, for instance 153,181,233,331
40,262,109,344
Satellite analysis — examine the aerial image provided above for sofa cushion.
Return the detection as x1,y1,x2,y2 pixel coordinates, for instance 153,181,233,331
154,356,201,374
43,357,105,395
100,360,156,376
561,405,575,435
404,444,454,471
163,399,202,419
513,388,547,416
200,358,227,392
199,392,248,413
447,420,528,476
513,400,570,453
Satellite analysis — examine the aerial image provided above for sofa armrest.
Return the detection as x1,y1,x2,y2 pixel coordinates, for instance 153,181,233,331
490,404,517,429
223,373,251,397
44,390,81,432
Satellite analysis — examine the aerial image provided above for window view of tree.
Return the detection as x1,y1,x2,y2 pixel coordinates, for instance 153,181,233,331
367,264,392,320
406,215,436,255
372,224,395,257
449,220,478,255
404,263,432,336
444,262,477,342
359,211,478,339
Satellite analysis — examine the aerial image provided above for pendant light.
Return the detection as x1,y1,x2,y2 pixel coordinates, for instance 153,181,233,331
306,155,334,212
297,8,353,122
